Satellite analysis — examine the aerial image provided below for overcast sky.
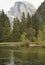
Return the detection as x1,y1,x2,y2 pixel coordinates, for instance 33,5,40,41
0,0,44,12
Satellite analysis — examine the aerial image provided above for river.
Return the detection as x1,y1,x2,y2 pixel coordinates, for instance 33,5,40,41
0,46,45,65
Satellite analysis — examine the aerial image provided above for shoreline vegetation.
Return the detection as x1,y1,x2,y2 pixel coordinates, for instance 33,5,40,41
0,42,45,48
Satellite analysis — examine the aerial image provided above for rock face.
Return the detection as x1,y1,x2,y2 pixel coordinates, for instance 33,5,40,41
7,1,36,28
9,1,36,18
35,1,45,22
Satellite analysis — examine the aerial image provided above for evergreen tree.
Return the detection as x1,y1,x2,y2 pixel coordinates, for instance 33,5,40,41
26,13,34,41
0,10,11,42
21,12,26,33
0,14,3,41
12,18,21,41
32,14,40,37
26,13,32,28
3,20,11,41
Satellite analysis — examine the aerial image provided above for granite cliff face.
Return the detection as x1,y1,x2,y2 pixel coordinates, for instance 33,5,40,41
7,1,36,28
9,1,36,18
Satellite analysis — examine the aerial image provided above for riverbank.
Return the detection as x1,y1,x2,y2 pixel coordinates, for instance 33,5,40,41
0,42,45,48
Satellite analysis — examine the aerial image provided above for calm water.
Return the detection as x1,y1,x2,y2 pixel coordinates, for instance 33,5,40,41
0,46,45,65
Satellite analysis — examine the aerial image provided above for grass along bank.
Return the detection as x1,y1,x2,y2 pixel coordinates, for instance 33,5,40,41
0,42,45,47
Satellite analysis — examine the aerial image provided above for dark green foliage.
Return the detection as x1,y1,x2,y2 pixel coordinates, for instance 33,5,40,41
12,18,21,42
32,1,45,39
32,15,40,37
0,10,11,42
26,13,32,28
21,12,26,32
25,13,34,41
0,6,44,42
42,22,45,41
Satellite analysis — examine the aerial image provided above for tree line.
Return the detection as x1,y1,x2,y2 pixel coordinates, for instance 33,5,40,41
0,10,43,42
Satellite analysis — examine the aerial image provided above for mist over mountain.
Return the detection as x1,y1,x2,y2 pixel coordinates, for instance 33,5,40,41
7,1,36,28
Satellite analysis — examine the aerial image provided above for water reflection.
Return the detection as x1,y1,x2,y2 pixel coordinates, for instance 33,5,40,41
7,50,14,65
0,47,10,65
0,47,45,65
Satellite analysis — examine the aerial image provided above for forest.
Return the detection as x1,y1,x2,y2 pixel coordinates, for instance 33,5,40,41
0,9,45,42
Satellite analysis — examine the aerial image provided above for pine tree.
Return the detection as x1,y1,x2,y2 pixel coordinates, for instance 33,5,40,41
20,12,26,33
26,13,32,28
0,15,3,41
0,10,11,42
32,14,40,37
26,13,34,41
3,20,11,41
12,18,21,41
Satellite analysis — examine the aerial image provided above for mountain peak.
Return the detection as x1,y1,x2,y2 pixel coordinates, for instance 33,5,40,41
7,1,36,29
9,1,36,18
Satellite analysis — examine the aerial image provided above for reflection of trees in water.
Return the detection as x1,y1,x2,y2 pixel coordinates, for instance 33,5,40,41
13,48,38,65
0,47,45,65
38,48,45,63
7,50,14,65
13,47,45,65
0,47,10,65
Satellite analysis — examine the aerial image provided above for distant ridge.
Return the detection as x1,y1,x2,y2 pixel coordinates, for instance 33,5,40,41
36,1,45,22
